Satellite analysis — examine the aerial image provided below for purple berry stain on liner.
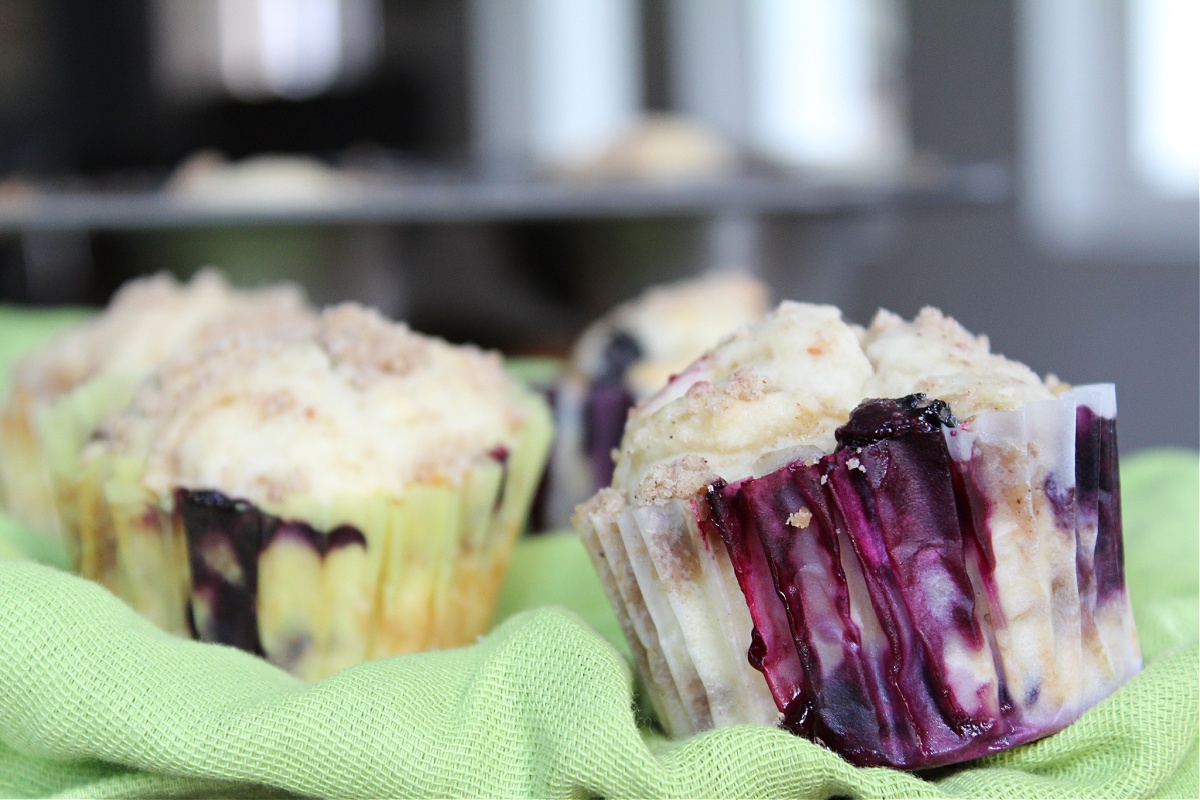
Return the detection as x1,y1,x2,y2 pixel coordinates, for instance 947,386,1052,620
528,387,556,533
1088,408,1125,604
1074,407,1101,605
698,394,1127,769
177,488,367,661
582,331,642,489
488,445,510,512
179,489,268,656
826,398,997,756
702,479,812,733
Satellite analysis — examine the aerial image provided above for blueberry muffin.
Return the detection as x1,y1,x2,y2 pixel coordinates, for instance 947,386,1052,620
574,302,1139,768
74,303,553,679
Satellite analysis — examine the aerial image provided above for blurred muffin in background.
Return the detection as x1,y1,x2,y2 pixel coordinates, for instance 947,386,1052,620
548,113,738,183
166,150,362,208
537,272,769,530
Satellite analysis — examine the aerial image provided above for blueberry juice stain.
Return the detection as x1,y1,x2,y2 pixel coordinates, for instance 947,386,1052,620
176,488,367,659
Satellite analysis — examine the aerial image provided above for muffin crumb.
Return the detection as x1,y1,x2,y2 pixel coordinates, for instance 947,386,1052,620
724,367,767,400
787,507,812,529
635,455,716,505
576,487,627,520
319,303,430,381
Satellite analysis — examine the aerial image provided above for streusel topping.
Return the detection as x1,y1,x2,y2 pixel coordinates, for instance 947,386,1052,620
611,301,1061,498
11,268,314,401
91,303,535,510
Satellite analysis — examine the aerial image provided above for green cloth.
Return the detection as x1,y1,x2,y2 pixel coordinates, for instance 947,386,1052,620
1,312,1197,799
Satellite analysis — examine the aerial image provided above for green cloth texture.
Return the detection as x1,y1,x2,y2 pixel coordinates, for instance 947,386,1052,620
1,311,1197,799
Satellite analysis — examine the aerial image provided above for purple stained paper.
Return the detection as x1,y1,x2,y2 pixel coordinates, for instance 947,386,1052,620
697,394,1135,769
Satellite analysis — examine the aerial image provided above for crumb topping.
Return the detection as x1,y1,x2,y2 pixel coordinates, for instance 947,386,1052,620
318,303,430,382
10,268,314,402
608,301,1062,505
634,454,717,505
787,508,813,529
575,487,627,521
725,367,767,401
613,302,871,495
864,306,1057,419
90,303,537,511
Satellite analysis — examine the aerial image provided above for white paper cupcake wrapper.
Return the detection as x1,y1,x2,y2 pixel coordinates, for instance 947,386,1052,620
576,385,1141,768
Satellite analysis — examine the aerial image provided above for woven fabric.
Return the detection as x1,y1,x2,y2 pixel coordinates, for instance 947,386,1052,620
1,311,1197,799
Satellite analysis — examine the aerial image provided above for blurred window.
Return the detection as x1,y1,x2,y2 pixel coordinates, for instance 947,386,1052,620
1018,0,1198,262
153,0,383,103
468,0,643,172
1128,0,1199,198
219,0,343,101
667,0,908,174
743,0,906,172
468,0,907,175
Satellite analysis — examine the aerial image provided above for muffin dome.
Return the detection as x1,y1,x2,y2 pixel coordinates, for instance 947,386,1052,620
95,303,536,509
12,269,312,404
614,302,1058,497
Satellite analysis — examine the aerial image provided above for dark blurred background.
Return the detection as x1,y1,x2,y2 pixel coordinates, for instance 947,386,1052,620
0,0,1196,451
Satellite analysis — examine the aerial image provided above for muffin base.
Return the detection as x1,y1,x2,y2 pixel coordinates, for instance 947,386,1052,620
575,385,1141,768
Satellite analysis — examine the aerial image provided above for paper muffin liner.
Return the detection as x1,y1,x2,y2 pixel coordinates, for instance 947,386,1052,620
575,385,1140,769
0,390,60,536
58,393,552,681
0,378,123,539
38,375,141,574
539,374,638,532
576,489,780,738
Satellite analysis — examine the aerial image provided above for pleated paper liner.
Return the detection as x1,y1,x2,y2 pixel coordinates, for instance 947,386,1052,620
38,374,141,573
539,368,641,533
53,391,552,681
576,489,781,739
575,384,1141,769
518,352,652,534
0,386,87,539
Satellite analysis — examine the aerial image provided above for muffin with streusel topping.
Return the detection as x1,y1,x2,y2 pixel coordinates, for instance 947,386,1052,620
72,303,552,678
0,269,315,545
574,301,1140,769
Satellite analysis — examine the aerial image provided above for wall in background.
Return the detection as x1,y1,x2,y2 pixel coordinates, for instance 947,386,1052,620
1,0,1195,452
844,0,1198,452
